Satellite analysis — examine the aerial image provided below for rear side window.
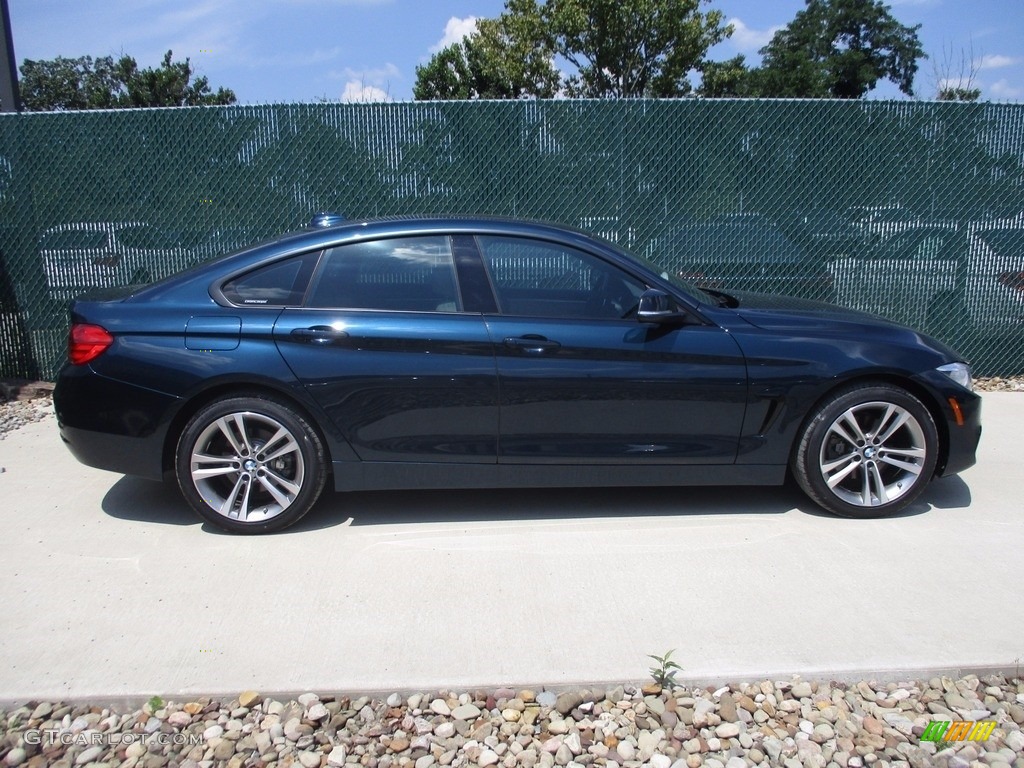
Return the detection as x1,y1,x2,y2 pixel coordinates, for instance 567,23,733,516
307,236,461,312
221,252,319,306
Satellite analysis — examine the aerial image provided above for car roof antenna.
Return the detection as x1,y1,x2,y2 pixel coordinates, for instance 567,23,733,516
308,212,346,229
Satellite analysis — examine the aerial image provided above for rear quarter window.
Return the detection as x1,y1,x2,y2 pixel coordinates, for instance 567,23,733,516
220,252,320,306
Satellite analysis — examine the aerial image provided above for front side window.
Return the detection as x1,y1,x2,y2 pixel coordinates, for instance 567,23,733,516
477,236,645,319
307,236,461,312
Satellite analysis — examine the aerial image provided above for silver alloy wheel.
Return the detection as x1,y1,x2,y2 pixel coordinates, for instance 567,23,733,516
189,411,305,523
818,400,928,508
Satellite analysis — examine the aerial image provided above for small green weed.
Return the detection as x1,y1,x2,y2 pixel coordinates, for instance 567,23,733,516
647,649,683,688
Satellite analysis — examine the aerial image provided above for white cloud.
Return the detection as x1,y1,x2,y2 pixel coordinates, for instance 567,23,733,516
334,64,400,101
341,81,392,102
726,17,780,54
979,54,1019,70
429,16,479,53
989,78,1024,100
331,63,401,83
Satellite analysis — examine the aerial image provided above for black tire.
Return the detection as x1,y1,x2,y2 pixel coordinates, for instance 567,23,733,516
175,395,327,533
792,383,939,518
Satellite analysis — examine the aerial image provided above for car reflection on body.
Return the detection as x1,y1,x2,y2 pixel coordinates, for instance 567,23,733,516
54,214,981,533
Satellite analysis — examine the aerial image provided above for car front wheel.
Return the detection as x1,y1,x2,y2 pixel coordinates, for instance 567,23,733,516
793,383,939,518
175,395,327,533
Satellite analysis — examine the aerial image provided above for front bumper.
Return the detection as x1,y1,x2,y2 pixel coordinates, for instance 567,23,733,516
914,370,982,477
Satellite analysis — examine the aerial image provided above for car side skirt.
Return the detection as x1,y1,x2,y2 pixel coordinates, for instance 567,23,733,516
331,461,784,492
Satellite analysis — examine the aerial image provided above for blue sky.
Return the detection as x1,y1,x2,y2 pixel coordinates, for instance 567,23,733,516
8,0,1024,103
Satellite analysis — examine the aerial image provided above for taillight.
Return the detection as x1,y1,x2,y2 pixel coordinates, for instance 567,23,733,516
69,323,113,365
998,270,1024,291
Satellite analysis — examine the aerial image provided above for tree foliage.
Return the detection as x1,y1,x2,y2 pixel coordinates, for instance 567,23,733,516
545,0,732,97
413,45,476,101
761,0,924,98
413,10,560,100
698,0,925,99
414,0,732,100
18,50,236,111
937,85,981,102
698,55,753,98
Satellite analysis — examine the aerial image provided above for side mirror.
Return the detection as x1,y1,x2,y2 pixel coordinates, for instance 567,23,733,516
636,288,680,323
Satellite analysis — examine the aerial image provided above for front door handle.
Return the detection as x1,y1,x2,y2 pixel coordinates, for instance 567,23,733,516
290,326,350,345
503,335,561,354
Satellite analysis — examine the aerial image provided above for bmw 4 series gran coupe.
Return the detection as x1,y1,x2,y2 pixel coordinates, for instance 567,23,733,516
54,215,982,533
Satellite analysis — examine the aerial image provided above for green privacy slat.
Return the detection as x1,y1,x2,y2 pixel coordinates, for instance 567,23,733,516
1,99,1022,379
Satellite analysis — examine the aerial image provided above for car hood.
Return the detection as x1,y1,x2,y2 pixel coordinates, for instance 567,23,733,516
725,289,905,331
719,289,964,361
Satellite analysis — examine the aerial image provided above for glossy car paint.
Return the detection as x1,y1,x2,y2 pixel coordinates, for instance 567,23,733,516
484,314,747,463
54,217,981,502
273,309,499,463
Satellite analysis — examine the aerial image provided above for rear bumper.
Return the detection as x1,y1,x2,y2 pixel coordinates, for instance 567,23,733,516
54,364,179,481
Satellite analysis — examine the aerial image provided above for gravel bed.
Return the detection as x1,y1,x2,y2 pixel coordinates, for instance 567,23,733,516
2,675,1023,768
0,398,53,440
0,381,55,440
973,377,1024,392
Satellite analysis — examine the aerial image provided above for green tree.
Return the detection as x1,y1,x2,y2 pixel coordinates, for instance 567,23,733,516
117,50,236,107
697,55,753,97
937,85,981,102
18,50,236,111
545,0,731,97
751,0,925,99
415,0,732,100
18,55,124,110
413,12,560,100
414,44,476,100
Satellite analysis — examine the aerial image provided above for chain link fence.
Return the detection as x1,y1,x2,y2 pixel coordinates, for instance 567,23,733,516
1,99,1023,380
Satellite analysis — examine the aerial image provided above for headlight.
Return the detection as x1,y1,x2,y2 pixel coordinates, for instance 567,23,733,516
937,362,973,391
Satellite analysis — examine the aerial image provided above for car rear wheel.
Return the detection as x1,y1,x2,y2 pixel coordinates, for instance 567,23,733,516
792,383,938,518
175,395,327,533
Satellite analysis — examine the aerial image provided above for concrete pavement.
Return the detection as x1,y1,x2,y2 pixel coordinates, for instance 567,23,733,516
1,393,1021,705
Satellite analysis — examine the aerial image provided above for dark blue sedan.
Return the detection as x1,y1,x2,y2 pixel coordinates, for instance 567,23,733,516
54,215,982,533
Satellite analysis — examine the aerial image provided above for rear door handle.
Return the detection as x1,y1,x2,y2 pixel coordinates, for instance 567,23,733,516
290,326,350,345
503,335,561,354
